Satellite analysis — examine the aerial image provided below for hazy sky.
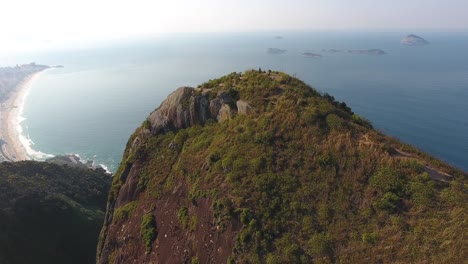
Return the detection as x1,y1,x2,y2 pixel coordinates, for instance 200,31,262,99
1,0,467,51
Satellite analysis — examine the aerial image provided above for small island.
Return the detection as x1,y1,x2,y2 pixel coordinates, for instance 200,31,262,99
401,34,429,45
347,49,387,55
302,52,322,58
320,49,386,55
322,49,342,53
267,48,287,54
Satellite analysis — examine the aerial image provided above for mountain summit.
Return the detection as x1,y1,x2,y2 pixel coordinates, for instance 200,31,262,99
97,70,466,263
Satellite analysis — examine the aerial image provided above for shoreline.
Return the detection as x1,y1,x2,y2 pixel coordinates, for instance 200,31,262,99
0,69,48,161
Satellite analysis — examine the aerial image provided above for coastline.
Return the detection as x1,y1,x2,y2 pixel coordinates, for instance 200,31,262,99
0,70,48,161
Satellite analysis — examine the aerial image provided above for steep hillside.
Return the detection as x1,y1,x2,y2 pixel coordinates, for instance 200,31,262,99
97,70,467,263
0,161,110,264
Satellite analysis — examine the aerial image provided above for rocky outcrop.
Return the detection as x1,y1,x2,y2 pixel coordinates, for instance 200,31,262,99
218,104,234,122
148,87,252,135
236,100,254,115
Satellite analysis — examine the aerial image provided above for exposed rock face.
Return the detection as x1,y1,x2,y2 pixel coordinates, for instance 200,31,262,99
236,100,254,115
147,87,193,134
218,104,234,122
209,98,223,118
401,34,429,45
148,87,252,135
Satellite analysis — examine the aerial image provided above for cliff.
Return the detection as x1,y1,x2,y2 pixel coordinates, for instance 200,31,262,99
98,70,467,263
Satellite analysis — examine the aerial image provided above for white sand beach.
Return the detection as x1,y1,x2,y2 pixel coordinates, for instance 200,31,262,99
0,71,46,161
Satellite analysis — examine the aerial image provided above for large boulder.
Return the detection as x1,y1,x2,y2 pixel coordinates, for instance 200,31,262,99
236,100,254,115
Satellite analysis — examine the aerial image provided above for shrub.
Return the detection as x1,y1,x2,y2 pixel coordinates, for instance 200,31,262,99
240,208,252,224
370,167,404,194
266,254,281,264
142,119,151,130
361,232,378,244
173,129,189,147
373,192,400,213
250,157,266,173
178,207,189,229
113,201,138,222
307,233,332,256
351,114,373,128
409,173,434,207
325,114,343,129
140,213,157,252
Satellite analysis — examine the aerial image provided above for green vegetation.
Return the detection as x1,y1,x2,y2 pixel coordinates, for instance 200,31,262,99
0,161,110,264
103,70,467,263
140,213,157,252
113,201,138,221
178,206,190,229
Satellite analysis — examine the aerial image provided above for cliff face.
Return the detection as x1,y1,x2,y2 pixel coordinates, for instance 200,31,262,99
147,86,250,135
98,70,467,264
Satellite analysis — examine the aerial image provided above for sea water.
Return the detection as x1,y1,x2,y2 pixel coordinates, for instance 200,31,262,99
3,32,468,172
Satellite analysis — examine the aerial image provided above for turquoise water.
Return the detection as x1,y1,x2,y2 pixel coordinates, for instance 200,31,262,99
4,32,468,172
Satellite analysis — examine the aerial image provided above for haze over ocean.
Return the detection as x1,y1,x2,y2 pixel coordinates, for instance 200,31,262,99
3,32,467,172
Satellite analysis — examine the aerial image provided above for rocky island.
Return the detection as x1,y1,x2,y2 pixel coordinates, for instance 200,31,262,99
322,48,342,53
267,48,287,54
401,34,429,45
320,49,387,55
97,70,467,264
347,49,387,55
302,52,323,58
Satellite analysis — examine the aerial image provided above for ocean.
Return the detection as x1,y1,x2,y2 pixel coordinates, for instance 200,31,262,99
2,32,467,172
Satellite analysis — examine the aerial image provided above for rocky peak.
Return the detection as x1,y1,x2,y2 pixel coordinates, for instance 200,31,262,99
97,71,467,264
